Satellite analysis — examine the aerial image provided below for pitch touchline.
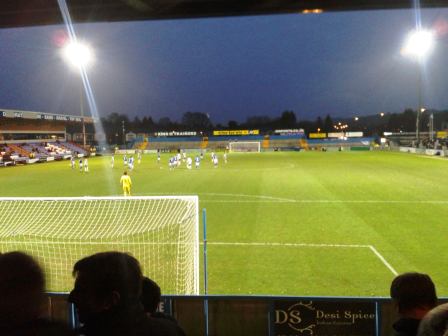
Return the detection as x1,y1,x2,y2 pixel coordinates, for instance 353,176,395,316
208,242,369,248
208,242,398,276
201,199,448,204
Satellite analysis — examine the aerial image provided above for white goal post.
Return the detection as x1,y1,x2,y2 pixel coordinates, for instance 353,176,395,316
0,196,199,295
228,141,261,152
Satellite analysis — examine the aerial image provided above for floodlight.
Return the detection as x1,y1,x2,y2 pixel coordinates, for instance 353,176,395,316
302,9,323,14
401,29,435,143
402,29,435,60
62,41,94,69
61,40,94,147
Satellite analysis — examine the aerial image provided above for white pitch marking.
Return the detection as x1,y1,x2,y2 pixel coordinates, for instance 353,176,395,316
208,242,369,248
368,245,398,276
134,192,297,202
208,241,398,275
200,199,448,204
133,192,448,204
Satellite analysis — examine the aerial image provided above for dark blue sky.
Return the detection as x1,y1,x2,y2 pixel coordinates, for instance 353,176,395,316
1,9,448,124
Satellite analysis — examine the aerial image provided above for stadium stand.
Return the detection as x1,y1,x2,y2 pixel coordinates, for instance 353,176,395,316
268,135,303,150
262,135,270,149
7,143,29,157
0,109,91,166
306,137,373,150
299,138,309,150
136,133,373,152
144,137,203,151
61,142,88,156
201,137,208,149
0,142,88,167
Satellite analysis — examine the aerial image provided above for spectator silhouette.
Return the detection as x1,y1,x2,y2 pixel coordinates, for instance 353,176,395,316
417,303,448,336
68,251,178,336
141,277,162,315
141,277,186,336
391,272,437,336
0,251,74,336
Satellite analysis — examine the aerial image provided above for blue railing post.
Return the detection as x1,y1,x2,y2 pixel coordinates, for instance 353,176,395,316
203,208,209,336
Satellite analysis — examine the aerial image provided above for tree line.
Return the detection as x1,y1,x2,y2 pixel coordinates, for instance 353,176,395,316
97,109,448,144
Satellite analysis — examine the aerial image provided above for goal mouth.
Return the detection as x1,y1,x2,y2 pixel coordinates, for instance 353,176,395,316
0,196,199,295
228,141,261,152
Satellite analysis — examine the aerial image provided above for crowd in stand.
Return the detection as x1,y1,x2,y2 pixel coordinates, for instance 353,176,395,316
2,250,448,336
0,142,87,166
0,251,185,336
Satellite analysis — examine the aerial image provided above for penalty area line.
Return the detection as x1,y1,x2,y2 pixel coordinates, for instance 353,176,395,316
367,245,398,276
208,242,398,275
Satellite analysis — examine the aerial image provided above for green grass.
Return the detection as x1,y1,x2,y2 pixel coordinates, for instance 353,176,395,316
1,151,447,296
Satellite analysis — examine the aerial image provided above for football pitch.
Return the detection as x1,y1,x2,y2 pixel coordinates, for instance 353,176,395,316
1,150,447,297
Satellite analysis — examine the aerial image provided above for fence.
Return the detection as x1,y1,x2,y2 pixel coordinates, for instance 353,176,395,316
47,293,408,336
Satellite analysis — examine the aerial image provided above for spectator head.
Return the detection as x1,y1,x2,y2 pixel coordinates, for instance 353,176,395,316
0,251,46,325
390,272,437,316
141,277,161,315
68,252,142,324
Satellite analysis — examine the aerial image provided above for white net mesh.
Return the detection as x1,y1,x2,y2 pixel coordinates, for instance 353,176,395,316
229,141,261,152
0,196,199,294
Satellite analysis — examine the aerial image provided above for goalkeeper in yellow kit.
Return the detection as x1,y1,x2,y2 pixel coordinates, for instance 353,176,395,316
120,171,132,196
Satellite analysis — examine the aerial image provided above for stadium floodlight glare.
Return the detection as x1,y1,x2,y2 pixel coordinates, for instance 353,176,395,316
401,29,435,61
62,41,94,69
402,28,435,144
62,40,94,148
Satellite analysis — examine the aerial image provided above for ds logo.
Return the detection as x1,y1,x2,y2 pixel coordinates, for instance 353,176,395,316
274,302,315,333
275,308,302,325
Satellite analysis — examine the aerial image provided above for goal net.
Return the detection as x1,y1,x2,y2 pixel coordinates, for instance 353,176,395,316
228,141,261,152
0,196,199,294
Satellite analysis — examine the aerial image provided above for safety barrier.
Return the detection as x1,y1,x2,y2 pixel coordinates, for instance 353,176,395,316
46,293,414,336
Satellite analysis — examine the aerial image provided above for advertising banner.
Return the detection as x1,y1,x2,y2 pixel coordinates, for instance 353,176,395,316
309,133,326,139
274,129,305,135
213,130,259,136
155,131,197,136
271,300,376,336
327,132,344,138
346,132,363,137
436,131,447,139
